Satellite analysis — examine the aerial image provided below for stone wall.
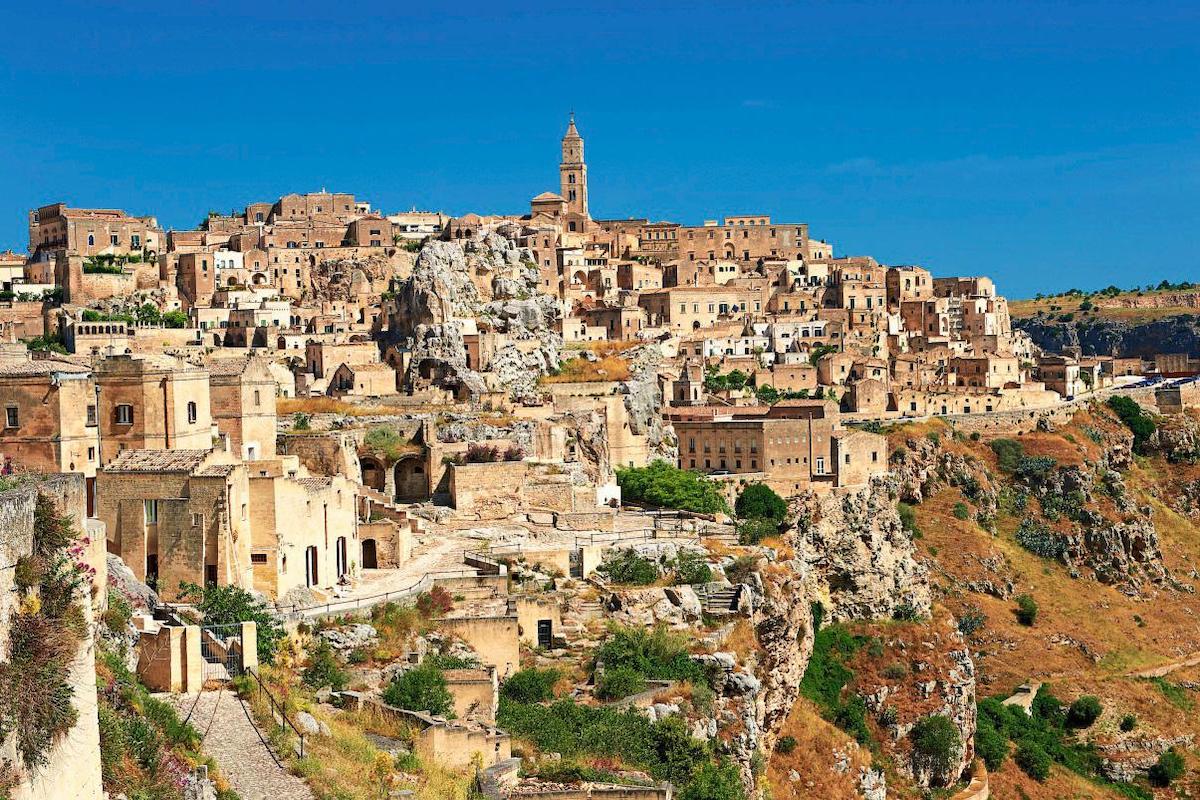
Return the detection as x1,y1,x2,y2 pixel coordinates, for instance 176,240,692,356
277,432,362,483
0,476,104,800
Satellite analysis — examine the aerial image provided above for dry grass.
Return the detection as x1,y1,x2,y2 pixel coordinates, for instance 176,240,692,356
721,619,759,662
541,353,631,383
279,397,396,417
766,702,870,800
1009,288,1200,323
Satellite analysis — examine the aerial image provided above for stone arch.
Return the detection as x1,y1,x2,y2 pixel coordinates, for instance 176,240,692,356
394,454,427,502
359,455,387,492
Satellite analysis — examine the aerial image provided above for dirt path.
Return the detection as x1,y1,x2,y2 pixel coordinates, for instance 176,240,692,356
1128,651,1200,679
173,689,315,800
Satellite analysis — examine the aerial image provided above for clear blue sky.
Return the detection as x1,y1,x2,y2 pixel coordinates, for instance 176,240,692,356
2,1,1196,298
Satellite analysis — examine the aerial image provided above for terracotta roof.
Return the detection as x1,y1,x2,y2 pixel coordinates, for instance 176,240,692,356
531,192,565,202
105,449,211,473
195,463,238,477
206,357,251,377
0,358,90,377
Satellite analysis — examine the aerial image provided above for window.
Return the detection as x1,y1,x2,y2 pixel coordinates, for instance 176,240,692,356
253,390,261,406
115,404,134,424
192,513,204,527
143,500,158,524
88,447,96,461
815,457,826,474
251,553,269,565
187,401,197,424
87,234,95,247
131,234,141,248
110,234,119,246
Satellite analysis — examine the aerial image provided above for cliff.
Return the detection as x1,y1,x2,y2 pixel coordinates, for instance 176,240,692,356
1014,314,1200,358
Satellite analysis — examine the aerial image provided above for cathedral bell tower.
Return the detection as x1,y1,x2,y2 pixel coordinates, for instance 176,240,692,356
560,113,589,221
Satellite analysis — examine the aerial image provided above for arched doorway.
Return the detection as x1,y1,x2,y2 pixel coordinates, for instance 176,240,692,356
361,539,378,570
360,456,386,492
394,455,427,502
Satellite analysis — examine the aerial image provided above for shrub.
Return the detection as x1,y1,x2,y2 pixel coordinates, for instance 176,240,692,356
415,586,453,617
1015,737,1052,781
177,581,285,664
1066,696,1102,728
724,555,758,585
801,624,871,744
990,438,1025,472
672,550,712,585
735,483,787,522
616,460,729,515
975,714,1008,771
897,502,921,538
595,625,707,684
103,590,133,635
892,603,922,622
32,493,75,557
292,412,311,431
736,517,778,546
952,502,970,520
383,664,453,717
882,664,907,680
1015,518,1066,560
603,549,660,585
595,666,647,701
502,668,560,704
1119,714,1137,732
910,715,962,786
678,760,746,800
1015,455,1057,482
1149,748,1184,787
302,639,348,692
1107,396,1156,454
1015,594,1039,626
13,555,43,592
957,604,987,637
776,735,797,755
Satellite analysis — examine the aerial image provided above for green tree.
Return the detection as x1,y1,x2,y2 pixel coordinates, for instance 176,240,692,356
383,664,454,717
177,582,284,664
1066,696,1102,728
1015,738,1051,781
1149,749,1185,787
735,483,787,522
1015,594,1039,626
162,310,189,328
910,715,962,786
1106,395,1156,454
616,460,729,515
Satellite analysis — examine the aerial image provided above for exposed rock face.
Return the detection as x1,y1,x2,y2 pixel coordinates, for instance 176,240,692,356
792,478,933,622
1151,414,1200,464
891,436,999,525
308,251,414,303
1014,314,1200,358
393,232,562,399
621,343,677,461
753,556,817,749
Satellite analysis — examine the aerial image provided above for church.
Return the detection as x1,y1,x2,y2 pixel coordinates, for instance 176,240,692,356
529,113,592,234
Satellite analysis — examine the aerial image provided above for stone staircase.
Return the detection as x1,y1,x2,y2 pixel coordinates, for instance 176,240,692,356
697,584,741,616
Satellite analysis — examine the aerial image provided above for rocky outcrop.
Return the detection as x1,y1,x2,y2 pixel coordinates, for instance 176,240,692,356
621,343,677,461
308,251,414,303
393,233,562,399
792,478,933,622
891,436,998,524
1014,314,1200,358
1151,414,1200,464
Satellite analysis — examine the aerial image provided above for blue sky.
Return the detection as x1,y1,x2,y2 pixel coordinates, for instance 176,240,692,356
1,0,1196,297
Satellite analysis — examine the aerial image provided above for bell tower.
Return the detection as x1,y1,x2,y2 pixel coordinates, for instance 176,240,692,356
560,113,589,220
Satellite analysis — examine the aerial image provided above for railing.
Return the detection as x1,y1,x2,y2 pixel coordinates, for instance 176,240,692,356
244,667,305,759
272,567,491,618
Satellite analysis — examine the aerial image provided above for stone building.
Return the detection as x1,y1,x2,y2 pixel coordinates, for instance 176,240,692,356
0,354,100,512
28,202,163,262
672,400,886,493
208,355,278,462
93,353,214,464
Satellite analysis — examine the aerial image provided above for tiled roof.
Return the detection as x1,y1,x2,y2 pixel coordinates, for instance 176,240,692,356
0,358,90,377
206,358,251,377
295,477,333,492
195,463,238,477
105,449,211,473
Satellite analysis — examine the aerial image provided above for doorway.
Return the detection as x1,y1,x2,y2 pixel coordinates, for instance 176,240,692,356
361,539,378,570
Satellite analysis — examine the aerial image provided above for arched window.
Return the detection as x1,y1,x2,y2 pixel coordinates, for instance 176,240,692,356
87,234,95,247
568,174,576,184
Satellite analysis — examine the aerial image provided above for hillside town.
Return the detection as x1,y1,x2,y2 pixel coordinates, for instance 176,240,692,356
2,117,1199,800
